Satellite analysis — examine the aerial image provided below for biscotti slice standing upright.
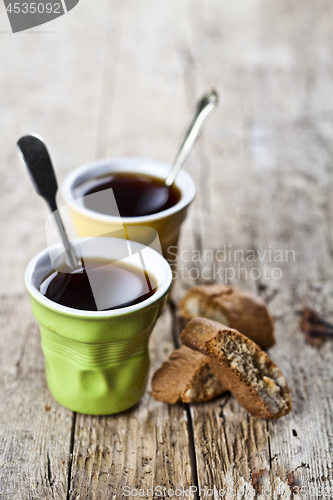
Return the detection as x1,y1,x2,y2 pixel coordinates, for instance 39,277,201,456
179,284,275,349
181,317,292,419
151,345,227,404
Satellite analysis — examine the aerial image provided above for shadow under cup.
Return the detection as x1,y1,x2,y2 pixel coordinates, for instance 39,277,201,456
61,158,196,264
25,238,172,415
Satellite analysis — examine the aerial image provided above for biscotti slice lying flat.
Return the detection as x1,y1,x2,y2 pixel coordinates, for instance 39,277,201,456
181,318,292,419
179,284,275,349
151,345,227,404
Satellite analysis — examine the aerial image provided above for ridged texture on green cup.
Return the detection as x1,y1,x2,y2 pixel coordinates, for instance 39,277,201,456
30,294,167,415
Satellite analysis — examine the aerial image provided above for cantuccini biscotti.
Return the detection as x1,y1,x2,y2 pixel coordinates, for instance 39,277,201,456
179,284,275,349
180,317,292,419
151,345,227,404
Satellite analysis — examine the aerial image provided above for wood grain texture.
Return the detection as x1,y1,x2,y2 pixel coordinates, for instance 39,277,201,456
0,0,333,498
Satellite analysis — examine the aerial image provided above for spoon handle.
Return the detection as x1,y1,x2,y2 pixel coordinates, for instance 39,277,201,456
50,206,79,271
165,89,219,187
17,134,79,270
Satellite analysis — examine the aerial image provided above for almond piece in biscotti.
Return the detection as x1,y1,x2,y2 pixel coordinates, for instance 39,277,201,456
151,345,227,404
179,283,275,349
180,317,292,419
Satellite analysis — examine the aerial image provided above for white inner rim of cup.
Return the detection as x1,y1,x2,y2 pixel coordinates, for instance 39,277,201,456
61,157,196,223
25,238,173,318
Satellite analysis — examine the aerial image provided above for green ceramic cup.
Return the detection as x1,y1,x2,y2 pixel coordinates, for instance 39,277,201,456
25,237,172,415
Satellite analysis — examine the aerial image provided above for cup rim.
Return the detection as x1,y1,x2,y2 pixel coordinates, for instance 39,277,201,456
25,238,173,318
61,156,196,223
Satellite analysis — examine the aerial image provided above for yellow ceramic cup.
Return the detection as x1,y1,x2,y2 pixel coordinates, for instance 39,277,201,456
61,157,196,263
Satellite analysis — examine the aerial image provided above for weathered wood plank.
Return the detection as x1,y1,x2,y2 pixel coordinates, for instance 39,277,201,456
67,3,197,497
0,296,72,500
69,307,196,500
172,0,333,497
0,1,112,498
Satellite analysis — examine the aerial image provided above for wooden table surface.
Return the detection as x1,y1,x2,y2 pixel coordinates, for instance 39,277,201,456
1,1,333,498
